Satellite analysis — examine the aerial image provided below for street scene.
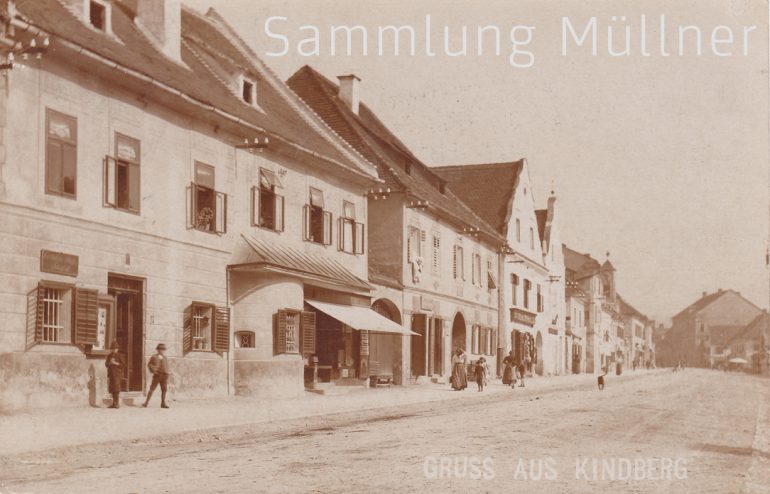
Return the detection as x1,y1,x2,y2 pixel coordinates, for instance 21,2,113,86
0,0,768,492
1,370,769,493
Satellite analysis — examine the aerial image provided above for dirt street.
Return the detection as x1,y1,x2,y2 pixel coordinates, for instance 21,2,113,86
1,370,769,494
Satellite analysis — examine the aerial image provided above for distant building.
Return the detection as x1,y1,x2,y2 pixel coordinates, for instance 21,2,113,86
660,290,763,367
726,311,768,373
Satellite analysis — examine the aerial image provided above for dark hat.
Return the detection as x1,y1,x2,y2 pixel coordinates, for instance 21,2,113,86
110,341,119,350
156,343,167,351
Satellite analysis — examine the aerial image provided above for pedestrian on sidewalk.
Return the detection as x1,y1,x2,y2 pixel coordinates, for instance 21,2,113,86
450,348,468,391
143,343,170,408
105,341,125,409
475,357,490,392
518,360,526,387
502,352,515,388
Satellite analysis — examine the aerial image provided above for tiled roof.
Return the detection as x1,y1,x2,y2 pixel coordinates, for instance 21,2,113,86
13,1,372,178
432,162,524,236
563,245,601,280
671,291,728,320
233,235,370,291
286,65,505,244
617,295,647,321
727,311,768,345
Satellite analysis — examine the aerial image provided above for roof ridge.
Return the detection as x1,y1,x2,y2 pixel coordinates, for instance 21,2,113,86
433,161,525,171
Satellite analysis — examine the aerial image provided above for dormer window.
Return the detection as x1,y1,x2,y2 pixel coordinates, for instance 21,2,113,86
242,77,257,106
88,1,110,32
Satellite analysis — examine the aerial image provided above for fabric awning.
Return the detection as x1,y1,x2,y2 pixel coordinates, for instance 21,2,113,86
306,299,419,336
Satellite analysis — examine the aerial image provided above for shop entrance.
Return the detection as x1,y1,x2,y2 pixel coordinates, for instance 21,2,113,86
451,312,466,353
108,274,144,392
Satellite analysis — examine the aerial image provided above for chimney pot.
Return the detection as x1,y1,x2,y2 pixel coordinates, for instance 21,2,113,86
337,74,361,115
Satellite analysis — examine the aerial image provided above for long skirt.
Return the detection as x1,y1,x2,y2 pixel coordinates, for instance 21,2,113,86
502,365,513,385
451,363,468,390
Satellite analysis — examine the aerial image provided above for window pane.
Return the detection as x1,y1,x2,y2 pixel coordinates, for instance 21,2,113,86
343,201,355,219
116,162,129,209
309,187,324,208
195,162,215,188
48,113,75,141
343,219,354,253
62,144,77,196
46,141,62,193
116,135,140,163
128,163,141,211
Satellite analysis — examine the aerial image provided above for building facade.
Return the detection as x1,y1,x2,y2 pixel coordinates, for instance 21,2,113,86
287,66,504,384
0,0,391,412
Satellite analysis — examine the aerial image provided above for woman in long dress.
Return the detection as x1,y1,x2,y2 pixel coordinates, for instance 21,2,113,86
502,351,515,388
451,348,468,390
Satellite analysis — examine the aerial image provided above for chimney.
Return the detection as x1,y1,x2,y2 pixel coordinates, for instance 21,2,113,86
702,291,707,298
337,75,361,115
136,0,182,62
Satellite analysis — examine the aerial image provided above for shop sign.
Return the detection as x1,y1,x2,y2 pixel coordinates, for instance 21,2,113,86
40,250,78,277
510,308,536,327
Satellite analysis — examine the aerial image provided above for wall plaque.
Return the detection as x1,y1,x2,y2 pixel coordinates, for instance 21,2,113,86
40,250,79,277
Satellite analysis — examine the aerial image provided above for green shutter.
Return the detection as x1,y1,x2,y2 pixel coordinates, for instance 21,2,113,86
182,305,193,354
301,311,316,356
274,310,288,355
214,306,231,352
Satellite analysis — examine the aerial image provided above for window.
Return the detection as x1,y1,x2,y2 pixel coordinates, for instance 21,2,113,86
523,279,531,310
511,274,519,306
104,134,140,213
339,201,364,254
407,226,422,263
251,168,284,232
432,235,441,272
183,303,230,353
45,109,77,198
536,284,543,312
303,188,332,245
472,253,482,286
530,227,535,249
242,78,256,105
26,282,99,349
89,1,106,30
471,325,480,354
274,310,316,356
188,162,227,234
453,245,464,280
516,219,521,242
235,331,255,348
192,304,213,351
42,286,72,343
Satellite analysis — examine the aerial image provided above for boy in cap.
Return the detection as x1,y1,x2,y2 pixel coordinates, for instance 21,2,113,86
143,343,170,408
105,341,125,408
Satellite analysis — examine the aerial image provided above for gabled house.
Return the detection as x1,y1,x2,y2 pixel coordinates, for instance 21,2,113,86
726,311,768,373
287,66,505,384
661,289,762,367
433,160,561,376
0,0,391,412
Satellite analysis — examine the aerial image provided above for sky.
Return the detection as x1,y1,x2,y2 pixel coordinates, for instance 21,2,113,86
185,0,769,322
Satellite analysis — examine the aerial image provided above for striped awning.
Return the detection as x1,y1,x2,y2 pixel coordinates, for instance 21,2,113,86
306,299,419,336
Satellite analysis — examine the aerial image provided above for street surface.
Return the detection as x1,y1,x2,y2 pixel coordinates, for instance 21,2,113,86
1,370,769,493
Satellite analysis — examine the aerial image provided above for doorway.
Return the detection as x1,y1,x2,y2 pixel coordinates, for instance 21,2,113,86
535,331,544,376
451,312,466,353
428,317,443,376
108,274,144,392
410,313,427,377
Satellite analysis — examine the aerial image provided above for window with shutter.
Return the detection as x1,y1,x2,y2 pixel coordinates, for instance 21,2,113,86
355,222,365,255
26,285,43,350
74,287,99,346
103,133,142,214
183,305,193,354
253,171,284,232
301,311,316,355
214,306,231,352
323,211,333,245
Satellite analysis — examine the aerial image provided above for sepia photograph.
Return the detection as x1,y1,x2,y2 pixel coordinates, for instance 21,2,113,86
0,0,768,492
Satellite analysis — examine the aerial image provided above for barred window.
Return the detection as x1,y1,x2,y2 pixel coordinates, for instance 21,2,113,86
42,287,72,343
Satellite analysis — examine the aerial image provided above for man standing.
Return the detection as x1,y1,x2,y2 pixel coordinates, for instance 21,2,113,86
143,343,170,409
105,341,125,409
